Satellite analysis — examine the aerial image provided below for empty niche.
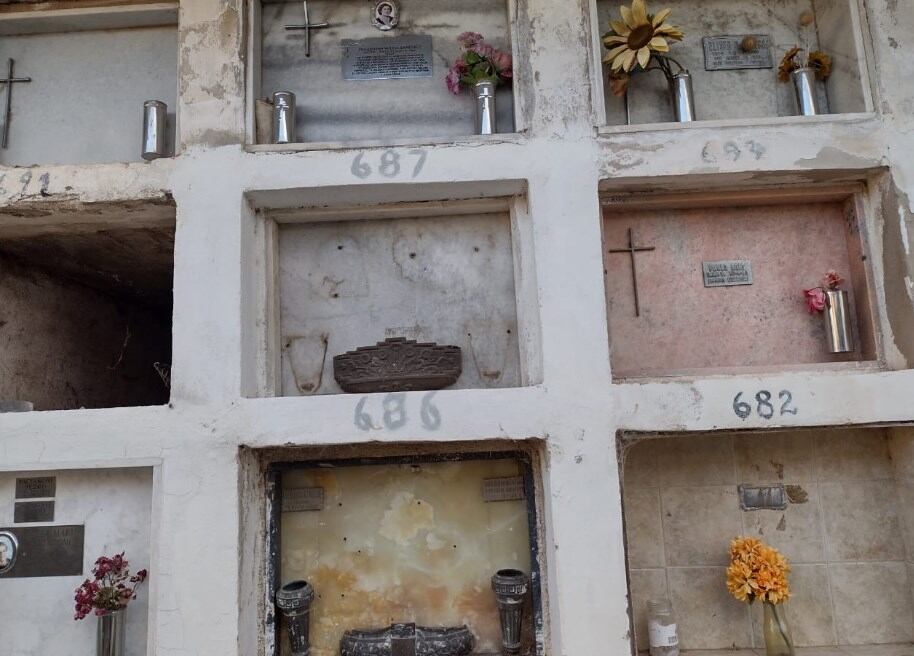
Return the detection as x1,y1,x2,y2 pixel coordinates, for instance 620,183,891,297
593,0,869,126
619,428,914,652
0,204,175,410
602,190,876,377
253,0,516,144
278,211,521,395
0,7,178,165
271,453,539,656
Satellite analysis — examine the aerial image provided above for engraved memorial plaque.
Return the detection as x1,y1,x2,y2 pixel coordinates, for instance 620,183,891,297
0,525,84,578
703,260,753,287
703,35,773,71
483,477,526,502
14,500,55,523
282,487,324,512
342,35,433,81
16,476,56,499
739,484,788,511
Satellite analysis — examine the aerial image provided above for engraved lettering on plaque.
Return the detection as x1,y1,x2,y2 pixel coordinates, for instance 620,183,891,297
703,35,773,71
0,525,84,578
14,500,55,524
342,35,433,81
483,477,526,502
16,476,56,499
282,487,324,512
703,260,753,287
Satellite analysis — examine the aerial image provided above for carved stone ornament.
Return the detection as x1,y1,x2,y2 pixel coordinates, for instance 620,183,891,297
340,623,474,656
333,338,462,393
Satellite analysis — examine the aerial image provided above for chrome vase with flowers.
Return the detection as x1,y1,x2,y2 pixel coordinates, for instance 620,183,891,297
602,0,691,122
804,270,854,353
74,552,148,656
446,32,513,135
778,11,832,116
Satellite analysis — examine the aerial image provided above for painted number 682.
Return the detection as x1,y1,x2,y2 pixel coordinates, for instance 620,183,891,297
732,390,798,420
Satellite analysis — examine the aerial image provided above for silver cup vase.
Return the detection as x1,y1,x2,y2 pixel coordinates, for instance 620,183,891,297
491,569,529,655
96,609,126,656
669,71,696,122
823,290,854,353
474,80,497,135
791,67,821,116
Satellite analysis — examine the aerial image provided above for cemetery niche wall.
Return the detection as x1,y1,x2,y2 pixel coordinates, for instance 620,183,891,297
592,0,871,127
0,204,175,411
0,5,178,166
602,189,877,378
268,453,540,656
250,0,517,145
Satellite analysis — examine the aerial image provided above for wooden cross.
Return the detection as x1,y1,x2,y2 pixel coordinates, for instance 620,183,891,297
608,227,655,317
1,59,31,149
284,0,330,58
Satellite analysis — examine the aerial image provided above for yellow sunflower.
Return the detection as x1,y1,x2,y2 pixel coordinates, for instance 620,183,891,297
602,0,684,73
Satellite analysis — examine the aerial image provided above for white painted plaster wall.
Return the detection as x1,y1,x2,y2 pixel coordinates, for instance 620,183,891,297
0,1,912,656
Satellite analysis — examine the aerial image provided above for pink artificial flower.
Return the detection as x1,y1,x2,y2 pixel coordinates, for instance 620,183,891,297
473,42,496,59
821,269,843,290
490,49,512,75
457,31,484,49
446,66,463,95
804,287,827,313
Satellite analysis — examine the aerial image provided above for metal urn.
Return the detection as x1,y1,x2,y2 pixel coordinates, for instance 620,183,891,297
791,67,821,116
272,91,297,144
823,290,854,353
669,71,695,122
276,580,315,656
96,609,126,656
474,80,497,135
491,569,529,655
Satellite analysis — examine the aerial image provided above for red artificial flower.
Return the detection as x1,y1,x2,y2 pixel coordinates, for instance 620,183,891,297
804,287,827,313
821,270,844,290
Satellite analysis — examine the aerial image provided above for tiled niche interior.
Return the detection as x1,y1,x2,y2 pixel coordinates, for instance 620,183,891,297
592,0,870,127
620,427,914,653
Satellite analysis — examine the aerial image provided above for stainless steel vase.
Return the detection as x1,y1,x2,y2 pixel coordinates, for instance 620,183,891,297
669,71,696,122
791,67,821,116
96,609,126,656
474,80,497,135
823,290,854,353
272,91,297,144
276,580,315,656
491,569,529,655
142,100,167,161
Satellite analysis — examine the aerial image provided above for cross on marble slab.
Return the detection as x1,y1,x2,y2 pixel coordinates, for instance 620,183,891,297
1,59,32,149
284,0,330,58
608,227,655,317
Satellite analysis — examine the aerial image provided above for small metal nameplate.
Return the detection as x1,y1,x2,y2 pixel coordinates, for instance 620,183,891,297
0,525,84,578
703,260,753,287
483,477,526,502
342,35,433,81
14,500,55,524
739,484,788,511
282,487,324,512
16,476,56,499
703,35,773,71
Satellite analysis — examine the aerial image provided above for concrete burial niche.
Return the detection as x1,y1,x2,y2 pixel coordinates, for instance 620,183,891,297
252,0,516,144
271,454,537,656
602,189,877,378
277,209,522,395
0,202,175,410
0,468,153,656
0,6,178,165
619,427,914,652
594,0,871,126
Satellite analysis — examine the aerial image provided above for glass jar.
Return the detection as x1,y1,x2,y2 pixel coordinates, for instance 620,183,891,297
762,601,795,656
646,599,680,656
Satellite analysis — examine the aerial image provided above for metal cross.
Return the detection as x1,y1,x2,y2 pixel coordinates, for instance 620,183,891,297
284,1,330,58
608,227,655,317
1,59,32,149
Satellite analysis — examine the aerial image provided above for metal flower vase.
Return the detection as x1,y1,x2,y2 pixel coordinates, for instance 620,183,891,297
96,609,126,656
791,67,821,116
276,580,315,656
669,71,696,122
475,80,497,135
762,602,795,656
824,290,854,353
491,569,529,655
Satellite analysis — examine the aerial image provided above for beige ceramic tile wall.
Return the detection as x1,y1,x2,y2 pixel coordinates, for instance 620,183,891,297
622,428,914,652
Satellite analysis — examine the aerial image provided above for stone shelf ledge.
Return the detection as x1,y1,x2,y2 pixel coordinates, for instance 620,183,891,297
597,112,878,137
672,646,914,656
244,132,528,154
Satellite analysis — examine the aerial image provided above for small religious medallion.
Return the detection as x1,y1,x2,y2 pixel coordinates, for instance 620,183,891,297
0,531,18,575
372,0,399,31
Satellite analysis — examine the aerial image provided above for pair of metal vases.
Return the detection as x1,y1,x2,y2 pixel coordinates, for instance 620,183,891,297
275,569,530,656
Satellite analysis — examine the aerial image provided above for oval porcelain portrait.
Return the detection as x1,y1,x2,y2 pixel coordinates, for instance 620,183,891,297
0,531,18,574
372,0,399,31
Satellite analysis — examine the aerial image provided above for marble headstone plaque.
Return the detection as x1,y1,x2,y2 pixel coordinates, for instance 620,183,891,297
703,35,773,71
14,500,55,524
282,487,324,512
342,35,433,80
703,260,753,287
16,476,56,499
0,525,83,578
482,477,526,502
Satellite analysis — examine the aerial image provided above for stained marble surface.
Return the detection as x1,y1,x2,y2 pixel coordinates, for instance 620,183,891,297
260,0,514,142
